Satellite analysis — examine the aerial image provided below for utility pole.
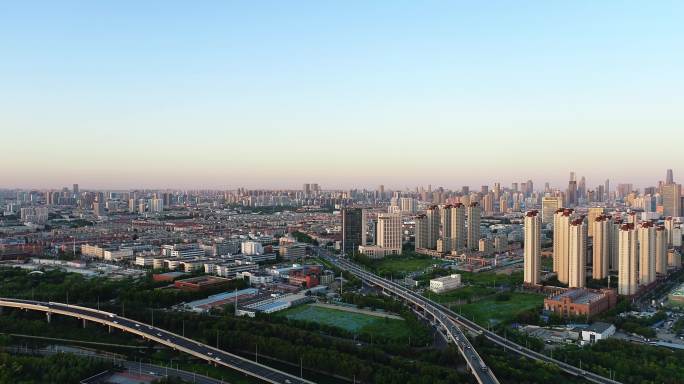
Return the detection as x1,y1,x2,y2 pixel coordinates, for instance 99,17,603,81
234,288,238,316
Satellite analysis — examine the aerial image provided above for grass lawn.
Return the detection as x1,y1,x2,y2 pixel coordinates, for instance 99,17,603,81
458,270,523,287
278,304,413,341
375,257,439,277
430,286,496,304
354,251,446,278
456,292,545,326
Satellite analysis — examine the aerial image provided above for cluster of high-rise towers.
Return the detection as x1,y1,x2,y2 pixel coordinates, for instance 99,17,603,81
414,202,482,253
524,170,683,296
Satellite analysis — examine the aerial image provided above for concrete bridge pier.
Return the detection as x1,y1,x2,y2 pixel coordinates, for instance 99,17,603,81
46,312,51,323
82,318,87,328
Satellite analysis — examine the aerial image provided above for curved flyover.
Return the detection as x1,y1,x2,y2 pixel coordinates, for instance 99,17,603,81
324,255,499,384
0,298,313,384
321,252,621,384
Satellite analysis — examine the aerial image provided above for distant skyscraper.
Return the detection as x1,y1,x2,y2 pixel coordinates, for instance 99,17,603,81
399,197,417,214
553,208,573,284
662,183,682,217
604,179,610,201
73,183,79,195
666,169,674,185
482,192,494,215
499,196,508,214
524,210,541,285
541,196,562,225
415,215,428,250
567,180,578,207
638,222,656,286
93,202,106,217
426,205,440,249
493,182,501,199
568,218,587,288
618,223,638,296
450,203,466,251
664,217,675,246
376,213,402,254
150,198,164,212
578,176,586,200
440,205,453,253
467,203,481,251
342,208,366,255
593,215,609,279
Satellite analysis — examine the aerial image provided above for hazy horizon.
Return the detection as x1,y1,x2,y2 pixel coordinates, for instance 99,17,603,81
2,2,682,189
0,168,675,192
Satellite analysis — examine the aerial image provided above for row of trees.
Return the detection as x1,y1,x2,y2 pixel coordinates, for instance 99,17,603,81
0,352,112,384
0,267,247,309
0,267,473,383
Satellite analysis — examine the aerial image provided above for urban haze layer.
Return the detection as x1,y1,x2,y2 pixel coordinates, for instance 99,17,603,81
0,170,683,384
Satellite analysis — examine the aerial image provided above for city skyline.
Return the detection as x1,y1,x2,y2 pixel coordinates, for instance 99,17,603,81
0,168,677,191
2,1,683,189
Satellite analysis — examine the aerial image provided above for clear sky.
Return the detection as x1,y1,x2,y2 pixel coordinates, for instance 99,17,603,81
1,1,682,190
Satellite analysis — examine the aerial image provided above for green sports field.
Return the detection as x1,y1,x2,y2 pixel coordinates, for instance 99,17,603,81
279,304,412,340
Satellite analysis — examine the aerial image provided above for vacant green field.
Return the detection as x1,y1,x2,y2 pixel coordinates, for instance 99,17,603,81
375,257,438,277
457,292,544,326
430,286,496,304
458,270,523,287
279,304,412,340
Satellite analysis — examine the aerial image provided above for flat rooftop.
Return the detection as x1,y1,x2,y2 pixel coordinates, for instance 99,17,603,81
186,288,259,310
550,289,603,305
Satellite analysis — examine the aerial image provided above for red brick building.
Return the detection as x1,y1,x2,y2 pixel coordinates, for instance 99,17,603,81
544,288,617,318
288,271,319,288
173,276,232,292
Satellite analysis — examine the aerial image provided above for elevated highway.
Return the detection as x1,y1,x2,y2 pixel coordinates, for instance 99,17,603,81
321,251,621,384
0,298,313,384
